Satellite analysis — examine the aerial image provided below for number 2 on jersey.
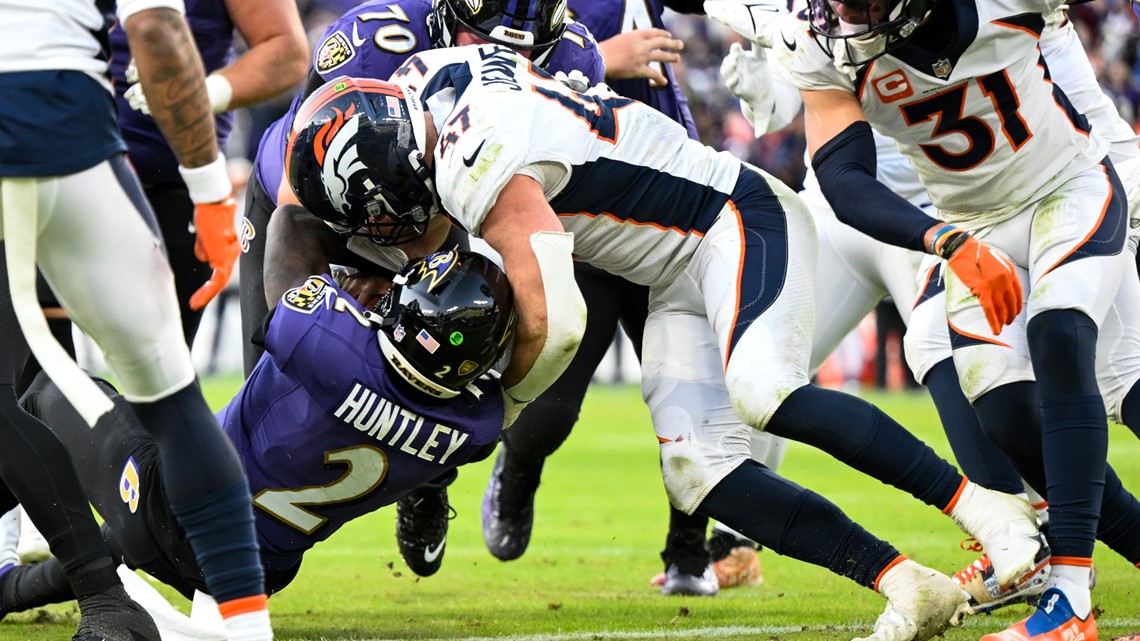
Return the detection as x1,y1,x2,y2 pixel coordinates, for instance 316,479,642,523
253,446,388,535
900,71,1032,171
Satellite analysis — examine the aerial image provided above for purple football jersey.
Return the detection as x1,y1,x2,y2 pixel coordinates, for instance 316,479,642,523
215,275,503,574
109,0,236,184
254,0,605,201
567,0,698,140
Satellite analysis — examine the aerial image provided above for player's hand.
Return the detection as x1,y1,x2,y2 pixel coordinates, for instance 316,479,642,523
190,196,240,311
339,271,393,310
721,42,775,136
704,0,788,48
123,59,152,115
943,234,1023,335
554,70,590,93
599,28,683,86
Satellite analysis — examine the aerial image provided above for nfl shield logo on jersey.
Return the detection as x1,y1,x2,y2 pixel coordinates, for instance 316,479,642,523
932,59,953,79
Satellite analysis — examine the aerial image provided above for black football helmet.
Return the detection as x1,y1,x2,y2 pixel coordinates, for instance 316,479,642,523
376,250,515,399
806,0,934,67
428,0,569,66
286,76,436,246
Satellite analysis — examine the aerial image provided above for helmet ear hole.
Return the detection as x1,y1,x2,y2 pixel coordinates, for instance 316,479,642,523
378,250,516,396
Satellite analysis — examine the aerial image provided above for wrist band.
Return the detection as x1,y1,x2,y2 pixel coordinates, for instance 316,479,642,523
929,224,959,254
179,153,231,204
205,74,233,113
937,230,971,259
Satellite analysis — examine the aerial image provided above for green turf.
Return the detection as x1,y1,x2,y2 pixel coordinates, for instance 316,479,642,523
2,381,1137,640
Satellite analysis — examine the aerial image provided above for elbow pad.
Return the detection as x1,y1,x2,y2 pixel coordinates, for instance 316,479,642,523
503,231,586,405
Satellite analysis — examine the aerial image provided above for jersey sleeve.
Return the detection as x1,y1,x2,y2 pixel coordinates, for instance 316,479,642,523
263,275,338,367
433,93,535,237
547,21,606,86
312,0,432,82
769,11,854,92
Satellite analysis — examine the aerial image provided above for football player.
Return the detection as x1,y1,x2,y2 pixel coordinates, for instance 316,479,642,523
0,0,270,639
710,0,1140,613
246,0,604,580
764,0,1139,638
1,250,514,630
478,0,768,598
283,59,1052,641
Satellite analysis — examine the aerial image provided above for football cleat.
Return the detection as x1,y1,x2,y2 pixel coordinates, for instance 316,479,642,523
855,559,969,641
661,563,719,597
947,482,1042,587
709,530,762,588
980,588,1097,641
954,536,1051,614
481,449,541,562
396,480,455,577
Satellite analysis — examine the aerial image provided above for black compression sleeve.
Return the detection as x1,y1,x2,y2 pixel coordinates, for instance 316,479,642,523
811,121,940,253
662,0,705,13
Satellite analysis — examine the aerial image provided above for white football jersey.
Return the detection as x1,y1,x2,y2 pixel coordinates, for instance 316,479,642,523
773,0,1107,224
392,45,746,286
0,0,182,80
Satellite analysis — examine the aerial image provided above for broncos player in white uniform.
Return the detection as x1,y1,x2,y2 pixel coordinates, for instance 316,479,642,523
0,1,272,639
764,0,1138,639
281,48,1050,640
710,0,1140,612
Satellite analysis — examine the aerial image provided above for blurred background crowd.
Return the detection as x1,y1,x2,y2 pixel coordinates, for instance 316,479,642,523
173,0,1140,384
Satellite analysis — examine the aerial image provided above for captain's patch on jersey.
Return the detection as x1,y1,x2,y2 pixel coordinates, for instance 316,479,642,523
284,276,331,313
316,31,355,73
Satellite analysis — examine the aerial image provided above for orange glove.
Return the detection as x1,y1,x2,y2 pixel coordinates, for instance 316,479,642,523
940,231,1023,335
189,195,239,311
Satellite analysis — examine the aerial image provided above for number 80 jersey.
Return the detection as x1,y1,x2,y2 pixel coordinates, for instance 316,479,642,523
774,0,1108,223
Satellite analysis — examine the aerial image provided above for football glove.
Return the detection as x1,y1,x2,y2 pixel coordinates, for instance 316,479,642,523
189,196,240,311
704,0,788,47
124,58,233,115
553,70,591,93
939,231,1023,335
721,43,778,135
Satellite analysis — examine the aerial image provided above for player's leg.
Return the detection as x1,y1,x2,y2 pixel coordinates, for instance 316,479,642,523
483,263,635,561
0,242,158,640
642,301,967,641
147,183,212,345
707,170,1040,588
30,158,270,639
238,170,276,376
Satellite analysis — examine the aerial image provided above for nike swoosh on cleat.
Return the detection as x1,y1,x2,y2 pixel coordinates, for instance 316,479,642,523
423,537,446,563
463,141,486,167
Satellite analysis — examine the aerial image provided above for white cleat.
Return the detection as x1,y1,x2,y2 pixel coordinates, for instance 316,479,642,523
854,560,969,641
947,482,1040,587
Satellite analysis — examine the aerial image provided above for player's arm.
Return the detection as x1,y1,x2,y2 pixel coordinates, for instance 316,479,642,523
804,88,1022,333
480,175,586,424
214,0,308,111
118,0,238,310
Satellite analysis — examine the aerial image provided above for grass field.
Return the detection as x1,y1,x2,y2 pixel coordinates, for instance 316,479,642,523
2,379,1138,641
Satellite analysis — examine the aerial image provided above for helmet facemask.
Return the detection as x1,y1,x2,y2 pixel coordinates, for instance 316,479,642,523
428,0,568,67
807,0,931,68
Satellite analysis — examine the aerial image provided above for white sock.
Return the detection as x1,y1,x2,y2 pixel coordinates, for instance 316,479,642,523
1047,564,1092,618
0,508,21,569
222,609,274,641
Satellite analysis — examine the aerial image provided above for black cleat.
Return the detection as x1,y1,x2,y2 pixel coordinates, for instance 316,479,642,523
396,474,456,577
481,449,541,561
73,584,161,641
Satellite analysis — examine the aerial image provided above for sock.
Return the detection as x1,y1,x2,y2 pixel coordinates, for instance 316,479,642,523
1047,560,1092,618
699,460,899,589
220,595,273,641
0,559,73,613
767,385,962,508
924,359,1024,495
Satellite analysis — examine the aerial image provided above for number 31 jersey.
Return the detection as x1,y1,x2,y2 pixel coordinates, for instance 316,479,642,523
773,0,1107,223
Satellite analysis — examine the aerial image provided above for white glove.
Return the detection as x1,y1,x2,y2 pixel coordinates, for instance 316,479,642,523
553,69,591,93
583,81,620,100
704,0,788,47
123,58,233,115
721,42,777,136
